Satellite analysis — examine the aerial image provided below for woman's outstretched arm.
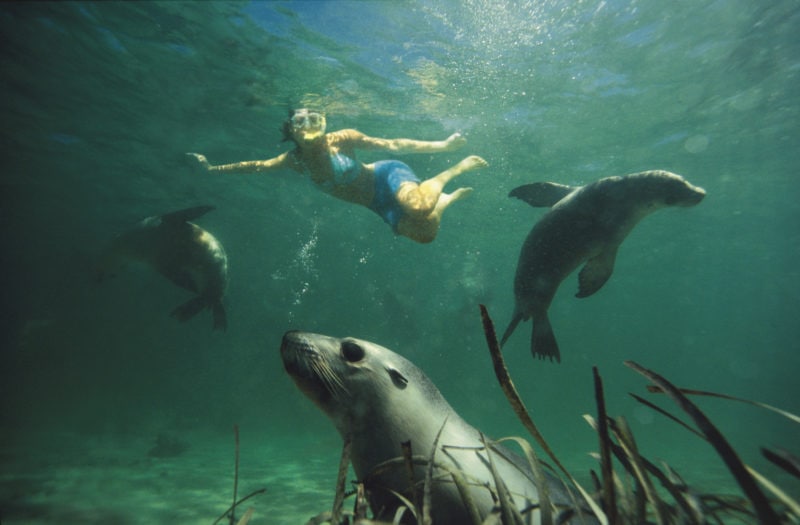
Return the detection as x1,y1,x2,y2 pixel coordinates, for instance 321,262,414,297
341,130,467,155
186,151,294,174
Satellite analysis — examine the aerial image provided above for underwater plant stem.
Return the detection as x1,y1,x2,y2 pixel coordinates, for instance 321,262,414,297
422,418,448,525
645,386,800,424
331,436,352,524
212,428,267,525
614,416,669,525
231,424,240,525
479,304,607,525
629,392,704,439
746,465,800,518
401,440,420,515
481,432,525,525
213,490,267,524
496,436,553,525
593,367,617,525
478,305,562,471
625,360,782,524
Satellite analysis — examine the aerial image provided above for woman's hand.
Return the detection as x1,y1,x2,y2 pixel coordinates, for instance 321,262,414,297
443,132,467,151
186,152,211,172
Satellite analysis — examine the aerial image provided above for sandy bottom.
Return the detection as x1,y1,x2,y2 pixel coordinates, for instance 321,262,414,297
0,429,781,524
0,431,339,525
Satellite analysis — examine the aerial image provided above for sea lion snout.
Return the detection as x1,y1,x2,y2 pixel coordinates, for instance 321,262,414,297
281,329,307,347
280,331,348,406
649,170,706,207
685,184,706,205
672,180,706,207
280,331,319,364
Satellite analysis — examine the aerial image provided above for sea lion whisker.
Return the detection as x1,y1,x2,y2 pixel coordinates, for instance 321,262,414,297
310,360,338,395
310,358,349,399
324,364,350,399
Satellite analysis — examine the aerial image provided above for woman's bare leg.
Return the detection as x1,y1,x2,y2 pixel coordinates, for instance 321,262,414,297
432,187,473,217
396,155,488,214
396,187,475,243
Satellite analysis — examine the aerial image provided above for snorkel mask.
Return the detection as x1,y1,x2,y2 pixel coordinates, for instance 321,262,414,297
291,109,326,143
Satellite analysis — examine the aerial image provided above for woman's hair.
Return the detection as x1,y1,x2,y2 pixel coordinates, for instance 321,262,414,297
281,109,298,145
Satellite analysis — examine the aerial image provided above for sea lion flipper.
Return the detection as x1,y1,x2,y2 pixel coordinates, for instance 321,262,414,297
576,246,619,298
509,182,575,208
161,205,215,225
170,296,207,323
171,297,226,331
166,269,198,292
532,312,560,363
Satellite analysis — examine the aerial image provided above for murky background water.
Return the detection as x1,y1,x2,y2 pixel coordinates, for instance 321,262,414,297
1,1,798,523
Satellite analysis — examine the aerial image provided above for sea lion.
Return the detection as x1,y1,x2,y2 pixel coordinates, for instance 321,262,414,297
98,205,228,330
500,170,705,362
280,330,596,524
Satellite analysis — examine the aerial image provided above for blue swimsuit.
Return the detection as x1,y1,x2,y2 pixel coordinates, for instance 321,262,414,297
315,152,361,191
316,152,420,232
369,160,420,231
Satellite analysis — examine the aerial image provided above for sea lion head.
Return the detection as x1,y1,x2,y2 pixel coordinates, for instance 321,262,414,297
280,331,598,524
280,331,446,440
629,170,706,208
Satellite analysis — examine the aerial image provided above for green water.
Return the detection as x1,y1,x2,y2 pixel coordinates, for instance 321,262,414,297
1,1,798,523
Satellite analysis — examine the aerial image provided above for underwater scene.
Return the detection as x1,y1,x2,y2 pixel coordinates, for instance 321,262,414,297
1,1,798,523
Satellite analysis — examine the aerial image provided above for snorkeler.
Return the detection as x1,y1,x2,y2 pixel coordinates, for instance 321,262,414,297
187,108,488,243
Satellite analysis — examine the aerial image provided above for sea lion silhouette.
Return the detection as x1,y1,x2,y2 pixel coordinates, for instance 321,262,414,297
501,170,705,362
98,205,228,330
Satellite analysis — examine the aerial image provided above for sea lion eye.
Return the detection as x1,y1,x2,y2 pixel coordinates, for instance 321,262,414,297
341,341,365,362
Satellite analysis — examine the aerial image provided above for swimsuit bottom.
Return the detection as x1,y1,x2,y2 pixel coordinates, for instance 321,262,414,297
369,160,420,231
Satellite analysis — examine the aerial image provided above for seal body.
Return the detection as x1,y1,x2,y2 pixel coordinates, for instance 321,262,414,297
99,205,228,330
500,170,705,362
281,331,593,524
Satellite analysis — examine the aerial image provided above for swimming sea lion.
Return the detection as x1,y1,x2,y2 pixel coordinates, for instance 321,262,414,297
280,330,596,524
501,170,705,362
98,205,228,330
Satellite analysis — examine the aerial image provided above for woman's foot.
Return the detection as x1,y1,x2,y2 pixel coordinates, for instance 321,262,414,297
455,155,489,173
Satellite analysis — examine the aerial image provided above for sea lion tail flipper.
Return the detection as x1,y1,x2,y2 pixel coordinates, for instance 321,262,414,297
576,246,618,298
499,313,523,347
509,182,575,208
162,205,216,225
532,313,561,363
212,301,227,332
170,297,207,323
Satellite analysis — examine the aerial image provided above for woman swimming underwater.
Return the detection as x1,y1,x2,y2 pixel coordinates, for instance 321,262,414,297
187,108,487,243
